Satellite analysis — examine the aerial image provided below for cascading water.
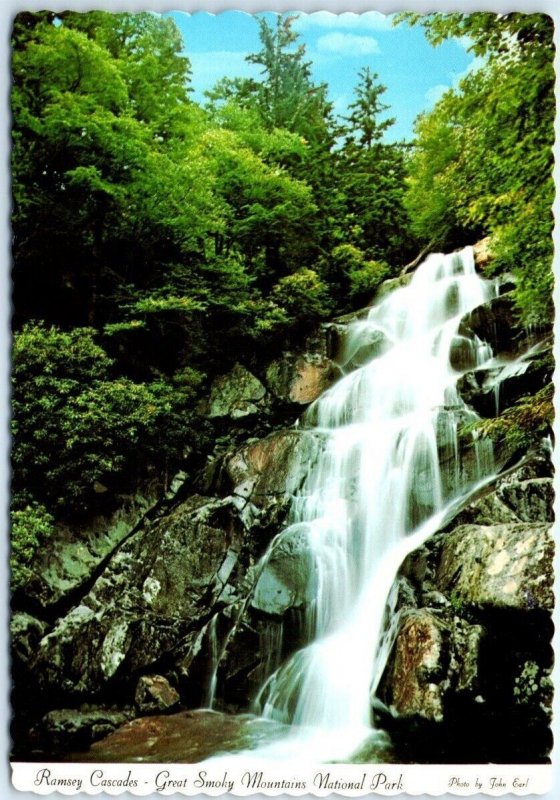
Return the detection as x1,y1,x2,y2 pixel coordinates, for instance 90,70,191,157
214,247,498,762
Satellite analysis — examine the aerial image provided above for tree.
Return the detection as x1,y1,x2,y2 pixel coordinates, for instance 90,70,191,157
402,12,554,325
335,69,413,267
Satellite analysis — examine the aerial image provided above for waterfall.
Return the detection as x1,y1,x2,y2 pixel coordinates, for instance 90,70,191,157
216,247,498,762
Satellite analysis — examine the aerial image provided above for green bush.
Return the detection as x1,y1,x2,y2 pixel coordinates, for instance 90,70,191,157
12,323,201,516
322,244,390,305
11,503,54,591
348,258,390,302
252,268,332,337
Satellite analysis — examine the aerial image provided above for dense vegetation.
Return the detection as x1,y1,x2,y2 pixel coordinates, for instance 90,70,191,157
10,12,554,587
401,12,555,326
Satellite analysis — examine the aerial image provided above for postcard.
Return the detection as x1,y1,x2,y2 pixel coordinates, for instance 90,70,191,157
7,2,557,796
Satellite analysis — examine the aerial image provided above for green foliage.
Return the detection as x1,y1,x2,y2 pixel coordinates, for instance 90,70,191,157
252,269,332,337
319,244,390,307
474,384,554,453
10,503,54,591
402,13,554,325
335,70,413,266
272,268,333,320
348,259,390,301
9,10,421,527
12,324,202,516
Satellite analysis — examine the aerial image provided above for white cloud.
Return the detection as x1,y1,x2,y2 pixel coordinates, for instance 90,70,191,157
425,84,448,106
317,32,380,56
456,35,474,52
422,54,485,111
294,11,394,32
451,55,486,86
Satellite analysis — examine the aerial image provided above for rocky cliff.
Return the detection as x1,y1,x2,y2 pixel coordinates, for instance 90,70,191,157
11,245,554,763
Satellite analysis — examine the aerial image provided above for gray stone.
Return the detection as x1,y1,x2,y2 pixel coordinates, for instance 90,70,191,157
207,363,266,419
222,429,323,529
378,608,484,722
25,491,159,610
498,478,554,523
458,295,530,356
251,524,315,617
11,613,48,666
33,496,245,696
266,352,337,406
32,707,134,752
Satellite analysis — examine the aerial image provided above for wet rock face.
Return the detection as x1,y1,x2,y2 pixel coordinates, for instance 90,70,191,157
457,339,553,419
21,491,159,611
67,710,289,764
28,708,135,756
458,295,526,356
251,525,315,617
378,450,554,763
379,609,483,723
221,428,322,534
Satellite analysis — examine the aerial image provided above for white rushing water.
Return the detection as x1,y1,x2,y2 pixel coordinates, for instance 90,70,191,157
213,247,498,763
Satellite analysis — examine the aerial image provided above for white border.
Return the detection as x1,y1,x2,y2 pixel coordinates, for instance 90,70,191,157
1,1,558,798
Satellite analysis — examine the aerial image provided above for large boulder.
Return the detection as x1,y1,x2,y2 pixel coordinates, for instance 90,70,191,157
265,352,338,406
32,495,246,699
251,524,315,617
28,708,134,756
377,450,554,763
457,338,553,418
436,522,553,612
220,429,323,533
206,363,267,420
134,675,180,714
378,609,483,722
458,294,529,356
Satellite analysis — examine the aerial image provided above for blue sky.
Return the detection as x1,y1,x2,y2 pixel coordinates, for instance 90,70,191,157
167,11,479,142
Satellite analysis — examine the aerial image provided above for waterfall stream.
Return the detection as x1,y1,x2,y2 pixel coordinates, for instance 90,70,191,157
214,247,499,762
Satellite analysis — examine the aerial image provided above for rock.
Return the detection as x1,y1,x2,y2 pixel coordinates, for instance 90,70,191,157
134,675,180,714
498,478,554,523
436,523,553,611
206,363,266,419
457,339,553,418
473,236,492,269
222,429,322,529
33,495,245,697
374,271,414,301
378,609,484,722
23,491,159,611
335,323,389,372
382,609,446,721
458,295,528,355
11,613,48,667
265,352,337,405
440,448,554,529
30,707,134,754
251,524,315,617
69,709,289,764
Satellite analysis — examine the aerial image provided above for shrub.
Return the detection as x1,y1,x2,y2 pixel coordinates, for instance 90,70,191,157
11,502,54,591
12,323,200,517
